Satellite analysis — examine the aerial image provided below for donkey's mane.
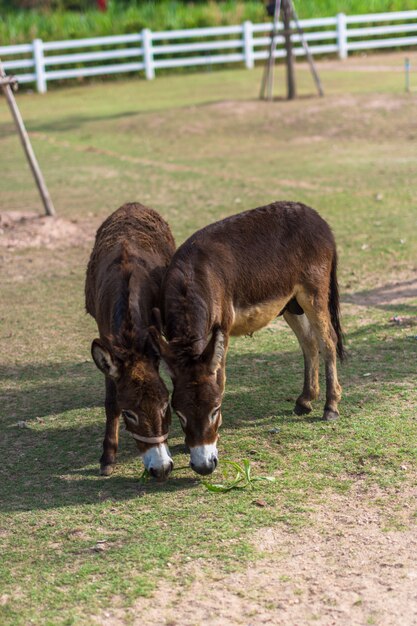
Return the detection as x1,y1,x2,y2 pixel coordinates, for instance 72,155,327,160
106,245,150,356
168,334,208,367
164,270,210,365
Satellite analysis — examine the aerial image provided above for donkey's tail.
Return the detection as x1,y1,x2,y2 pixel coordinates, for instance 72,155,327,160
329,251,345,362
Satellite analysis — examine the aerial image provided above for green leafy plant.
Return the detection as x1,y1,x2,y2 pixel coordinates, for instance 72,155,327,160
202,459,276,493
138,459,275,493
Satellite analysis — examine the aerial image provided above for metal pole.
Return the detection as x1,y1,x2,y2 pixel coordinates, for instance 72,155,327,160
405,57,410,93
0,59,56,216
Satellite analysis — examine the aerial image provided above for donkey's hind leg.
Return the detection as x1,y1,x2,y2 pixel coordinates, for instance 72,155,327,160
296,290,342,421
100,377,121,476
284,311,320,415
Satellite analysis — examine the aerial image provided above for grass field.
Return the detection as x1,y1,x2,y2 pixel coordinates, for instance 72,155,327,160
1,54,416,625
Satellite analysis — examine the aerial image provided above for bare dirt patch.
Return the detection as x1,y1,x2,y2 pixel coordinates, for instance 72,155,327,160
94,483,417,626
0,211,92,251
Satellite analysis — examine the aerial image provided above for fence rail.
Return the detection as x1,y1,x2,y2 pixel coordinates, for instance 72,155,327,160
1,10,416,93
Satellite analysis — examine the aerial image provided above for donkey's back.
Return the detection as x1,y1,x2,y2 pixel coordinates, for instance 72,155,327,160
167,201,335,306
86,202,175,324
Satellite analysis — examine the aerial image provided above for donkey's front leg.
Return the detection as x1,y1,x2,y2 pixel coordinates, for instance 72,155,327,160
284,311,320,415
100,377,121,476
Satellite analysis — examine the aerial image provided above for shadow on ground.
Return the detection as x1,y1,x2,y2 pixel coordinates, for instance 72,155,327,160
0,360,200,512
1,323,415,513
342,277,417,314
26,110,141,134
1,361,102,422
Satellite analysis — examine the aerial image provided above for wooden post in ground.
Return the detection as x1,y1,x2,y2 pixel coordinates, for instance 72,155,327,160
282,0,296,100
259,0,281,100
291,6,324,97
0,59,56,217
259,0,323,101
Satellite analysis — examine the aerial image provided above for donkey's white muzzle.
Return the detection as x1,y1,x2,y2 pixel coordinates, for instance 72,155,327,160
142,444,173,480
189,444,218,476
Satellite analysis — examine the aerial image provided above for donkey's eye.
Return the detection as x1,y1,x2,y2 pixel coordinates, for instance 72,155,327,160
209,406,221,424
122,410,138,423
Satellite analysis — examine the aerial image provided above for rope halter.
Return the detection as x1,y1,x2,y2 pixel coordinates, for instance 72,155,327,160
128,431,169,445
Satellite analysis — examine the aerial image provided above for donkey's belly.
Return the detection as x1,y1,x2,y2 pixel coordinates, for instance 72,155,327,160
230,296,291,336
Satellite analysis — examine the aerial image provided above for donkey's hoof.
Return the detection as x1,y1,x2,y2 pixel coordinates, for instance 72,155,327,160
323,409,339,422
100,464,115,476
294,401,312,416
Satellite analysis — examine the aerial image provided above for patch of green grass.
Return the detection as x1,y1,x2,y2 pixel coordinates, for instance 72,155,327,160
0,60,416,624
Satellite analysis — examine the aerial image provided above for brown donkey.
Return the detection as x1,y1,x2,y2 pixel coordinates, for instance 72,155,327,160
85,202,176,479
152,201,344,476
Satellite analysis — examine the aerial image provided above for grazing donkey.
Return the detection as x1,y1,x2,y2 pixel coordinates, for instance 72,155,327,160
85,202,176,479
152,201,344,476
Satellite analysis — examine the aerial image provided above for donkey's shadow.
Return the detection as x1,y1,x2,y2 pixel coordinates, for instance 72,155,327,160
2,327,414,512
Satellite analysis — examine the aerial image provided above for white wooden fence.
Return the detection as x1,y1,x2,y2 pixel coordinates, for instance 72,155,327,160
1,10,417,93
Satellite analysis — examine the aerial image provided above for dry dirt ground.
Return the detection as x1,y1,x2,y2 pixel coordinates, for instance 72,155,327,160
95,482,417,626
0,211,92,250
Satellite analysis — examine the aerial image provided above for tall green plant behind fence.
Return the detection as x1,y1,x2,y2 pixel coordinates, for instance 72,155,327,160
1,0,416,45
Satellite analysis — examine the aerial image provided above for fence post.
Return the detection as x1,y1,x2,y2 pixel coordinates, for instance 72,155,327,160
243,20,254,69
142,28,155,80
33,38,47,93
336,13,348,59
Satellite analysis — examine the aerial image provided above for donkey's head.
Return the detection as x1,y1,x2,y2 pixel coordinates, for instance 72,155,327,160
151,324,226,476
91,334,173,480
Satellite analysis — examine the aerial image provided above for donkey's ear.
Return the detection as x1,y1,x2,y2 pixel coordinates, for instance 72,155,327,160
151,307,163,333
91,339,120,379
148,309,164,361
202,326,225,373
148,326,175,379
144,332,161,363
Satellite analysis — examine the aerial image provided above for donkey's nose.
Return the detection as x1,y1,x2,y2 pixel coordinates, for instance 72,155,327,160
190,455,217,476
189,444,218,476
143,444,173,481
149,459,173,481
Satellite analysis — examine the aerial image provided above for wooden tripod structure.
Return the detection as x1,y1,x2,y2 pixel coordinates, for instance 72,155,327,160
0,59,56,217
260,0,324,101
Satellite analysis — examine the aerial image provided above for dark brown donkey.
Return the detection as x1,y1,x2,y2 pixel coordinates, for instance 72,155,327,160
152,201,344,475
85,202,176,479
